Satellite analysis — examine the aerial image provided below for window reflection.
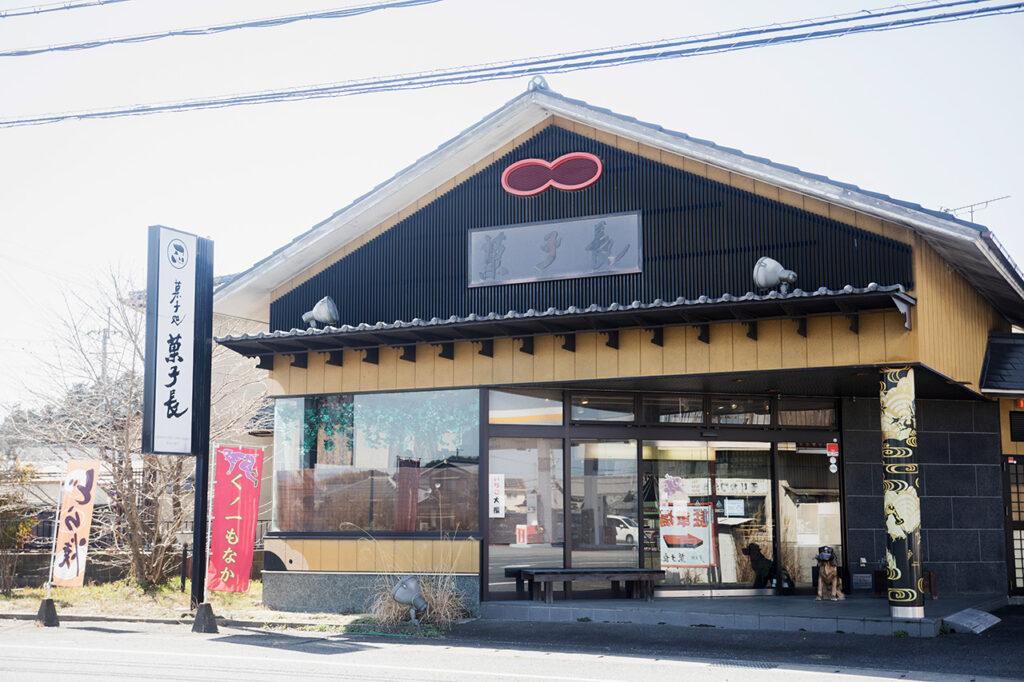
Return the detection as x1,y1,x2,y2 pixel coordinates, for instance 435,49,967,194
570,440,638,571
642,395,703,424
271,390,479,534
487,438,564,595
571,394,634,422
709,397,771,425
778,398,836,427
489,389,562,425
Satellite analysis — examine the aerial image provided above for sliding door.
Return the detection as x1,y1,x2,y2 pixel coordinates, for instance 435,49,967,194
486,437,564,597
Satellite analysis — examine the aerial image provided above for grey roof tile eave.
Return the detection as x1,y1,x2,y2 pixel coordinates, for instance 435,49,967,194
215,283,910,344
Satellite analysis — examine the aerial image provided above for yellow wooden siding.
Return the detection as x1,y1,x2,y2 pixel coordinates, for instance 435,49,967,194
912,237,1007,387
265,538,481,573
268,311,927,395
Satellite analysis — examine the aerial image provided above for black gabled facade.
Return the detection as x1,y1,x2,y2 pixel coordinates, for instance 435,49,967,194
270,125,912,333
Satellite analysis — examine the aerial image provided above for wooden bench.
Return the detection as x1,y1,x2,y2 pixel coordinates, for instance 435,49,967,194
519,568,665,604
504,567,528,598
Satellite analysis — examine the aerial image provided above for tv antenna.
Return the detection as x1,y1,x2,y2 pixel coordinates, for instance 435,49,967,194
941,195,1010,222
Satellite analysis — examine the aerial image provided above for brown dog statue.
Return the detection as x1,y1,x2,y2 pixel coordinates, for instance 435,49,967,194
815,545,844,600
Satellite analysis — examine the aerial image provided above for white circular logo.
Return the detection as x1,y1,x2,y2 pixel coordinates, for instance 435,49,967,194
167,239,188,269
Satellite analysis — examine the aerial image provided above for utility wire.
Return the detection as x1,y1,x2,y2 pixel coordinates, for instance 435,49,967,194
0,0,444,57
2,0,1021,128
0,0,132,19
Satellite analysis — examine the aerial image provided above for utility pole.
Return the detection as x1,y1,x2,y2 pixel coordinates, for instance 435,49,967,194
101,307,110,385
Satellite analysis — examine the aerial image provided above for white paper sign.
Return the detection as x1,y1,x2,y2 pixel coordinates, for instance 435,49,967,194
724,498,744,517
152,228,196,453
488,474,505,518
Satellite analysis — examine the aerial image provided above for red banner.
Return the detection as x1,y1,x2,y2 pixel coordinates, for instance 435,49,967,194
51,460,101,587
207,445,264,593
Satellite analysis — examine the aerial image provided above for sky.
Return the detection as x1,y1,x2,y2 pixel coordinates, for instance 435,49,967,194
0,0,1021,412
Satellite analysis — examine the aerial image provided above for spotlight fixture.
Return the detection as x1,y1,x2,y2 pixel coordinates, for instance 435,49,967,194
753,257,798,294
301,296,340,329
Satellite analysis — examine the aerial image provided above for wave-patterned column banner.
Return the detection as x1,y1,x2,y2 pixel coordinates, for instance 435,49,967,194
879,366,924,614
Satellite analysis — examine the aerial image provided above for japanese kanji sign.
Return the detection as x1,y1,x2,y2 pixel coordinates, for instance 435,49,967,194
468,212,641,287
50,460,101,587
488,473,505,519
657,474,715,569
142,225,200,454
207,445,264,593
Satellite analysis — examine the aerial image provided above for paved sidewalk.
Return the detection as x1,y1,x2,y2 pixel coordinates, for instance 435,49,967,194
480,592,1008,637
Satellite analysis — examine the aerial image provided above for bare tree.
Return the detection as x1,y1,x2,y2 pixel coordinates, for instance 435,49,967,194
2,272,266,586
0,446,34,596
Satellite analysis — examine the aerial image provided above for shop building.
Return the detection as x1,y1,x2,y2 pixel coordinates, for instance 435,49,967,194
214,83,1024,615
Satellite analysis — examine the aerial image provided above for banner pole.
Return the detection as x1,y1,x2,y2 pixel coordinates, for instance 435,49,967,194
45,499,61,601
189,235,214,613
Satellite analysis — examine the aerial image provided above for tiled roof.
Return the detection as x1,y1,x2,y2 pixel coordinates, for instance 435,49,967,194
212,84,1024,327
980,333,1024,393
217,283,912,352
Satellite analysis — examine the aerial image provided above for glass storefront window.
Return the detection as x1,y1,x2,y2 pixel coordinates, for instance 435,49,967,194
709,397,771,425
271,389,479,534
570,440,638,576
778,398,836,427
571,394,634,422
489,388,563,425
487,437,564,595
642,395,704,424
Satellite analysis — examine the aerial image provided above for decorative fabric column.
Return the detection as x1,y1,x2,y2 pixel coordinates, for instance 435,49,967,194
879,367,924,619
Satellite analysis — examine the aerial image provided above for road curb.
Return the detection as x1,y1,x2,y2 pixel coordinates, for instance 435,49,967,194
0,611,359,629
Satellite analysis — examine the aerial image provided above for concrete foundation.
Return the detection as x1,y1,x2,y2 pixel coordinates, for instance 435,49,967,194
262,571,480,615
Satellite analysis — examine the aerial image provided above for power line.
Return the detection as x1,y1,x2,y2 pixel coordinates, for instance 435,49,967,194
0,0,133,19
0,0,444,57
2,0,1021,128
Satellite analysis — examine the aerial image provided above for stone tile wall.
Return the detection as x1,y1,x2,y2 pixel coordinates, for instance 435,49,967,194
263,571,481,615
841,397,1006,594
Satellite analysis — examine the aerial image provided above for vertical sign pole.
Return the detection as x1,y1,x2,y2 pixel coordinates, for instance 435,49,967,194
189,237,214,610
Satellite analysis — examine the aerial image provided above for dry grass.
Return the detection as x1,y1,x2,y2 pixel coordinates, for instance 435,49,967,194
368,573,471,626
0,578,260,619
0,578,356,626
365,534,471,631
367,573,469,630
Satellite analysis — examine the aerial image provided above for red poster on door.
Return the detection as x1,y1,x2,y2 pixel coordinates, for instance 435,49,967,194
207,445,264,593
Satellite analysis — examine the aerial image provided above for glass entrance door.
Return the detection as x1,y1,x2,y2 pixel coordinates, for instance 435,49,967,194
776,442,843,592
486,437,564,597
642,440,775,593
569,440,639,567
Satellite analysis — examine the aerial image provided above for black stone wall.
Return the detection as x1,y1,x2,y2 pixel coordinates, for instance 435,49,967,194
841,397,1006,594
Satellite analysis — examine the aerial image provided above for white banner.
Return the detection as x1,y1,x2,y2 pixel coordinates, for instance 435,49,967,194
152,227,196,453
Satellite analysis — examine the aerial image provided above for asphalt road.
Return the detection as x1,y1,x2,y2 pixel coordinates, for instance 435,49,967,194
0,606,1021,681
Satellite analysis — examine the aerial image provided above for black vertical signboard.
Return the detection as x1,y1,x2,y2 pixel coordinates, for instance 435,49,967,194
142,225,214,611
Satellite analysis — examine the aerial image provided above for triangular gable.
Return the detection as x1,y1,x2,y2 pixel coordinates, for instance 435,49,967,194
214,85,1024,326
268,123,913,333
